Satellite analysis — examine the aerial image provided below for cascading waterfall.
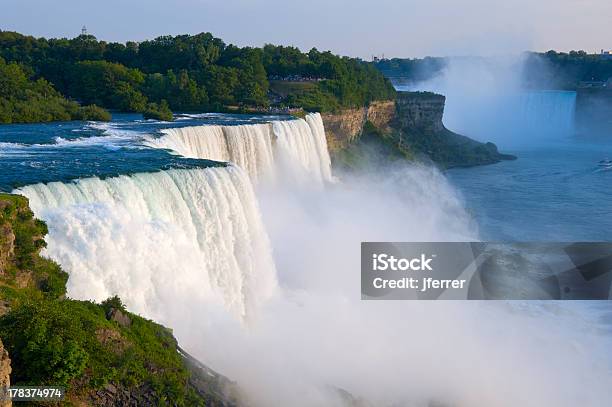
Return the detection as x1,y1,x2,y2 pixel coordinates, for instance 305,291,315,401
145,113,333,184
146,124,275,184
12,112,335,323
273,113,333,183
439,89,578,144
16,166,277,321
518,90,576,136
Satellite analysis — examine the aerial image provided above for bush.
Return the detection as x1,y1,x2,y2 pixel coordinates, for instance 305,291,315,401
75,104,111,121
101,295,126,314
143,100,173,121
0,299,89,386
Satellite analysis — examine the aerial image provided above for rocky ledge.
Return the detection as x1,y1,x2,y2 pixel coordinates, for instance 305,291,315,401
322,92,515,169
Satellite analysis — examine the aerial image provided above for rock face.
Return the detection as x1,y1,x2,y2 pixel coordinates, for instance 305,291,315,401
395,92,445,133
321,100,396,152
106,308,132,328
365,100,396,132
0,339,11,407
321,107,367,151
322,92,514,168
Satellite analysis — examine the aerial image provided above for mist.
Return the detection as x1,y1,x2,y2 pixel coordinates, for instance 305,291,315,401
168,163,611,407
17,117,612,406
407,55,577,148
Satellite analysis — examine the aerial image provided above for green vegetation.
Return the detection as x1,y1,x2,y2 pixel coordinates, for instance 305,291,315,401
0,193,228,405
373,57,446,82
402,127,514,168
143,100,173,121
0,193,68,300
523,50,612,89
0,57,110,124
0,30,395,120
264,45,396,111
0,298,205,405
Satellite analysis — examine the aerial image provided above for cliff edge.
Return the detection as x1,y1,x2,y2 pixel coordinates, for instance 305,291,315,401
322,92,515,169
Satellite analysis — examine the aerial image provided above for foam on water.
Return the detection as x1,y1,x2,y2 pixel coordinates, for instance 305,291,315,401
145,113,333,184
16,166,277,321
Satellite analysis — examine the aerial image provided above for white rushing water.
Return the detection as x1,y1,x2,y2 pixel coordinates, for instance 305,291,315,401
12,111,612,406
16,166,277,321
144,113,333,184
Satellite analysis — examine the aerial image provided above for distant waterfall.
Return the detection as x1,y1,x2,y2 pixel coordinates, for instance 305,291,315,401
518,90,576,136
145,113,333,184
16,166,277,321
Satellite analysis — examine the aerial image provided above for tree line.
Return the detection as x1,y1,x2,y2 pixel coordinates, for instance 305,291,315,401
0,56,109,123
522,50,612,89
0,30,396,122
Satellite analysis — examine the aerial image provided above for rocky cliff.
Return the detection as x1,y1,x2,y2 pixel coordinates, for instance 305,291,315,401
321,107,366,151
394,92,515,168
322,92,514,169
395,92,445,133
321,100,396,152
365,100,396,132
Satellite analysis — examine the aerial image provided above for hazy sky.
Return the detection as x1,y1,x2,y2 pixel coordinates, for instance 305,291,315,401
2,0,612,59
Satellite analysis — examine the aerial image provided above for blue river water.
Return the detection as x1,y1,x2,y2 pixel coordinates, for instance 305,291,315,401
447,134,612,242
0,113,289,191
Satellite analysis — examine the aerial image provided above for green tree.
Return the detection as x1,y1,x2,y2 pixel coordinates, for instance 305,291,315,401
0,299,88,386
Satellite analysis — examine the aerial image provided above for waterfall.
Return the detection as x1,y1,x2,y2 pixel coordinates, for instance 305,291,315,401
273,113,333,183
15,166,277,321
145,113,333,184
518,90,576,136
146,124,275,184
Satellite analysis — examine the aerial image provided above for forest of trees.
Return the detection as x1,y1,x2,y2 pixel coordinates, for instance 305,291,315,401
374,57,446,83
0,56,109,123
522,50,612,89
0,31,396,121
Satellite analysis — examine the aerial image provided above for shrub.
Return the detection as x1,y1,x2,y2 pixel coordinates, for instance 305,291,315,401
0,299,89,386
75,104,111,121
143,100,173,121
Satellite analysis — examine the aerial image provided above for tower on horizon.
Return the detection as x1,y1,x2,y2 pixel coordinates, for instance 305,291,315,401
81,25,88,36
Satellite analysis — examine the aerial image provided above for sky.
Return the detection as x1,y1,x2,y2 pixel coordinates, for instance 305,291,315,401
2,0,612,59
